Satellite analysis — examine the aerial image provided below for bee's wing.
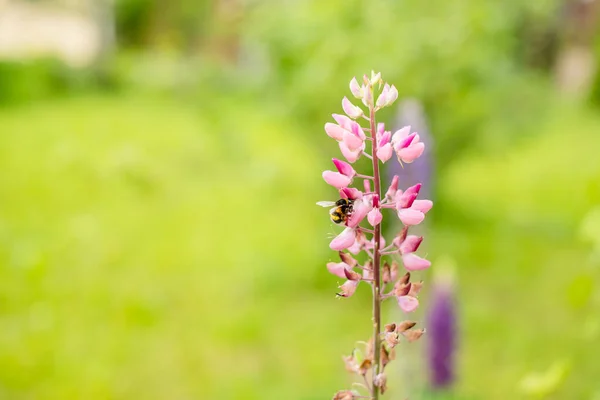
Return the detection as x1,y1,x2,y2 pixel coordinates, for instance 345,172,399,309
316,201,336,207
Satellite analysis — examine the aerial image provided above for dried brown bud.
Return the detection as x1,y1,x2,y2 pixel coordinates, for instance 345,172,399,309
333,390,357,400
409,280,423,296
402,328,425,342
362,261,373,280
355,229,366,244
339,251,357,267
365,337,374,360
380,345,392,368
382,262,391,284
394,226,409,246
384,332,400,348
344,268,362,281
394,281,411,297
400,271,411,285
358,359,372,375
384,323,396,333
374,373,388,394
396,320,417,333
342,354,357,373
390,261,399,282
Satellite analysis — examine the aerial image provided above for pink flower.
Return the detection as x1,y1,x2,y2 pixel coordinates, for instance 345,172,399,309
324,114,366,163
376,83,399,108
327,262,352,278
394,183,431,226
342,97,363,119
376,129,393,163
323,171,352,189
398,295,419,313
402,253,431,271
322,159,356,189
391,126,425,164
399,235,423,254
330,228,356,251
346,198,372,228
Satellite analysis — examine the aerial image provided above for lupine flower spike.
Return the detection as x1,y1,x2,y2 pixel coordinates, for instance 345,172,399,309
319,72,434,400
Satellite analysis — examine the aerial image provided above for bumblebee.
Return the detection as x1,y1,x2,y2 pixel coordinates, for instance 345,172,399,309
316,198,355,224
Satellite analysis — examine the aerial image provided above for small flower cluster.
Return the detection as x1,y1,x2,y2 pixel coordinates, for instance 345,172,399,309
318,72,433,400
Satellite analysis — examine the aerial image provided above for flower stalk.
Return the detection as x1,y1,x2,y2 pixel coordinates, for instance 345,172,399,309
320,72,433,400
369,106,383,400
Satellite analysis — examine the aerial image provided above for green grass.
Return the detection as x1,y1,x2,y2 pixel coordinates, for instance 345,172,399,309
0,92,598,400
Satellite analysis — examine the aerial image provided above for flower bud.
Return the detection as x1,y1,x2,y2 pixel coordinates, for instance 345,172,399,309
342,96,363,119
349,77,362,99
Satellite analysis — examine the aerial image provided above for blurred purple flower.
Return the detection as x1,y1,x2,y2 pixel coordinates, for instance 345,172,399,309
426,273,457,389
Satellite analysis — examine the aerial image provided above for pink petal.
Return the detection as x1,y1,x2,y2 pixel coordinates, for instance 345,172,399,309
404,183,422,197
322,171,352,189
367,208,382,226
349,77,362,99
347,239,362,254
376,143,393,163
394,132,417,151
397,208,425,226
342,130,364,151
377,122,385,135
399,235,423,254
327,262,350,278
378,131,391,146
332,114,353,131
363,179,371,194
340,187,363,200
385,176,399,199
342,96,363,119
339,141,362,163
397,142,425,163
398,295,419,312
397,192,418,209
402,253,431,271
412,199,433,214
332,158,356,178
391,126,411,145
338,280,359,297
376,84,390,107
324,123,344,141
350,120,366,140
346,199,371,228
330,228,356,251
386,85,398,105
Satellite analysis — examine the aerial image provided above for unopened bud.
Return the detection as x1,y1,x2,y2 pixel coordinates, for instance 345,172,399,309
382,262,391,284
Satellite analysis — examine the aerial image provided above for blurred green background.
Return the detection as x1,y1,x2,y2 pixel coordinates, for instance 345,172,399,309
1,0,599,399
